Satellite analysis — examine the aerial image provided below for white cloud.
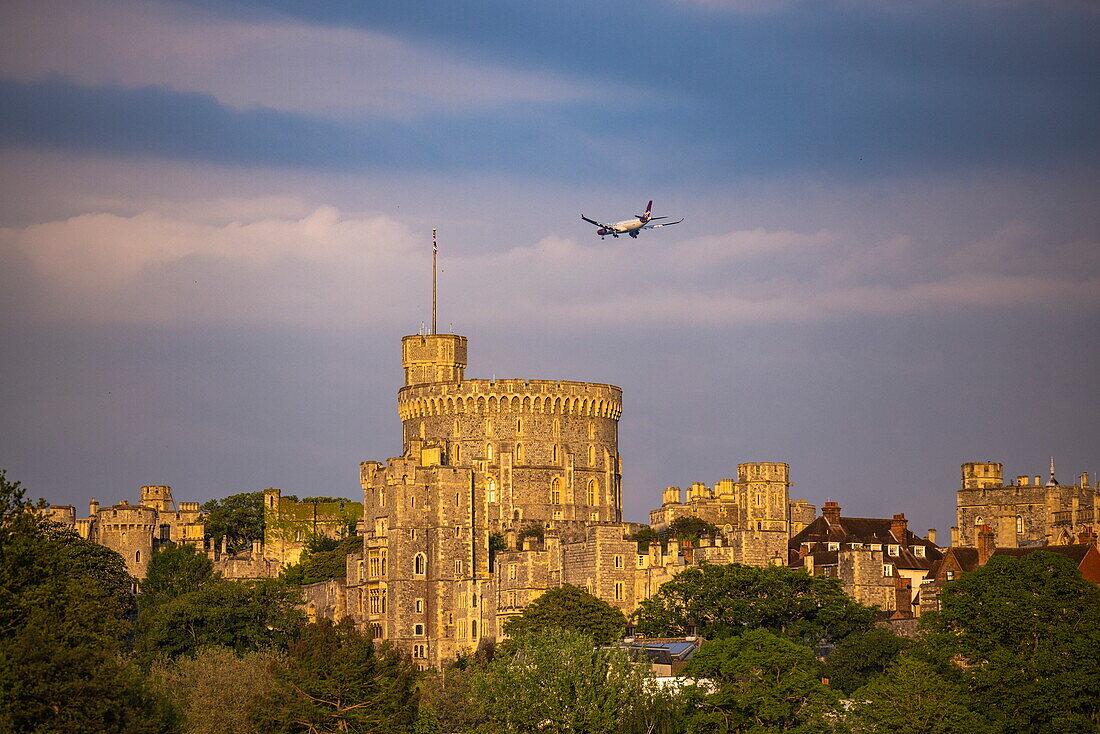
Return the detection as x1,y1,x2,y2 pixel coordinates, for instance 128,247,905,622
0,0,608,116
4,203,1096,332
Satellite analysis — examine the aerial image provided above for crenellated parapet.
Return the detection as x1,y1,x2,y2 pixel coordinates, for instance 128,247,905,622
397,379,622,421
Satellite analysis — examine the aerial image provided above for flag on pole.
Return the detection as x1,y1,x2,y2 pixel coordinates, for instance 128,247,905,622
433,228,438,254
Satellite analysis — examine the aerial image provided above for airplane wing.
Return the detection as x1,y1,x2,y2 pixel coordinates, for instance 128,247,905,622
641,218,683,230
581,215,613,229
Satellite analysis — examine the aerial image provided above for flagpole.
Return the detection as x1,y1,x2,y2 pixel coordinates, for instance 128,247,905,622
432,228,438,335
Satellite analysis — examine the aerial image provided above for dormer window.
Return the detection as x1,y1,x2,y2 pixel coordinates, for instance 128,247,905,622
871,543,882,551
849,543,861,549
914,546,926,558
827,542,840,551
888,545,900,556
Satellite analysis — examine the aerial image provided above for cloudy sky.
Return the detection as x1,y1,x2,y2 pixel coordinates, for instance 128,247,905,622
2,0,1097,536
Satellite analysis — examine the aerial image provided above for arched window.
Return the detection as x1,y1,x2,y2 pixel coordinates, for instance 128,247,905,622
413,553,426,575
589,445,596,465
588,479,599,506
471,620,478,639
974,516,984,526
452,444,461,463
552,445,559,463
516,418,522,432
487,478,497,503
515,443,524,462
551,477,562,505
135,550,141,563
486,443,494,461
1016,516,1024,533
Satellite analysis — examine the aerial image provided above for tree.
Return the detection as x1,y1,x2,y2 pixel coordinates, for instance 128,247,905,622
680,629,839,734
848,656,991,734
141,542,216,610
137,578,304,661
150,646,279,734
201,491,265,553
471,628,676,733
630,526,659,552
0,470,177,733
920,551,1100,734
666,516,718,542
281,535,361,586
823,627,911,695
634,563,875,646
257,619,420,733
502,583,628,645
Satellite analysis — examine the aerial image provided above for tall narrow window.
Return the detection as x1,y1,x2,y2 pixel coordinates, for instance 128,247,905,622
552,445,559,463
487,478,497,503
1016,516,1024,533
486,443,494,461
551,477,562,505
452,444,461,463
589,446,596,465
515,443,524,462
414,553,426,576
471,620,478,639
588,479,599,506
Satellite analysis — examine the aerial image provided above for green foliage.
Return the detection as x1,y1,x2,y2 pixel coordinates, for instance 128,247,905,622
201,491,264,553
0,470,177,733
257,619,420,733
630,525,659,551
502,583,628,645
150,646,279,734
920,551,1100,734
823,627,912,695
137,579,304,661
140,542,216,610
471,628,676,733
666,515,719,542
681,629,839,734
847,655,990,734
634,563,875,646
298,496,354,503
281,535,361,586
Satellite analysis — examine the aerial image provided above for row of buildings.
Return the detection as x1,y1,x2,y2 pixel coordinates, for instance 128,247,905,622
46,330,1100,669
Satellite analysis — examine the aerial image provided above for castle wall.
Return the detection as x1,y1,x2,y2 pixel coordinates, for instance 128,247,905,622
956,463,1097,547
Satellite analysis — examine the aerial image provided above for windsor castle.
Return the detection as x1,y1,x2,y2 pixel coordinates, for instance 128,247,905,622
46,330,1099,669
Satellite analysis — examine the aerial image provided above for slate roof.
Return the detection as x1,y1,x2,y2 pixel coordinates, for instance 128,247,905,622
789,515,943,571
991,544,1093,563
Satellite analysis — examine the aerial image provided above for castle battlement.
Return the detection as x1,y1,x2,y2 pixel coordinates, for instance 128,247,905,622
398,380,622,420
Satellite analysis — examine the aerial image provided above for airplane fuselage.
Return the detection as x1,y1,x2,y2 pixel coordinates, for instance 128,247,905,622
597,218,645,237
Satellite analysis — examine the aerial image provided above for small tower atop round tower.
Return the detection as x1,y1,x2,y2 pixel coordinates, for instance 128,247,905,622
402,334,467,386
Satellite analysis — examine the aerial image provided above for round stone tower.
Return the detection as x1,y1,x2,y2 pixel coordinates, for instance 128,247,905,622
397,333,623,526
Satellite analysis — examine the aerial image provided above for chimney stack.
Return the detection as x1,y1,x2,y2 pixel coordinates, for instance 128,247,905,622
822,501,842,525
977,525,996,565
926,528,937,544
891,514,909,547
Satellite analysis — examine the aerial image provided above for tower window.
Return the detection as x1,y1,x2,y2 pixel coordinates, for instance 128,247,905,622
487,478,497,503
414,623,425,636
588,479,599,506
551,478,562,505
515,443,524,462
486,443,494,461
1016,516,1024,533
413,553,426,576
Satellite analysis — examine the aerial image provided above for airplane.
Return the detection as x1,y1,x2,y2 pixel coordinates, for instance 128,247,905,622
581,200,683,239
